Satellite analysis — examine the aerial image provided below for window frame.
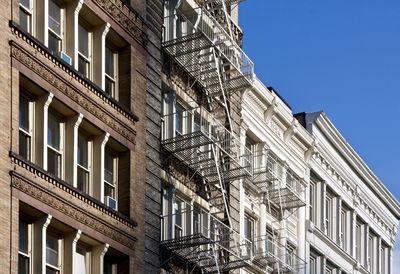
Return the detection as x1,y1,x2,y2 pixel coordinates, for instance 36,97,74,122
77,129,92,194
325,193,333,238
18,219,32,274
104,43,119,100
47,0,65,54
75,244,91,274
103,147,118,201
47,109,64,178
19,0,34,34
45,230,63,274
19,93,34,161
78,19,93,79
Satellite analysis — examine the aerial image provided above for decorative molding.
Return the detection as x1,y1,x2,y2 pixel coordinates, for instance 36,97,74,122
313,151,394,239
9,40,137,145
93,0,147,46
11,171,136,250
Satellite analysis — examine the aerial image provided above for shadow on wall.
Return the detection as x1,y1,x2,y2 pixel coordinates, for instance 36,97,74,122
394,234,400,274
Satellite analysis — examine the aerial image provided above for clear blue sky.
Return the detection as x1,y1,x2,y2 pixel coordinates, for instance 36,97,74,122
239,1,400,201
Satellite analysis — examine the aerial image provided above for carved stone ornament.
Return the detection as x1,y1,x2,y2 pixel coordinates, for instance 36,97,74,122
10,42,136,145
94,0,147,46
11,172,136,250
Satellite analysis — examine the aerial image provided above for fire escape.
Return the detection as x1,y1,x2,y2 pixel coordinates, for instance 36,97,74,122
247,150,307,273
161,0,254,273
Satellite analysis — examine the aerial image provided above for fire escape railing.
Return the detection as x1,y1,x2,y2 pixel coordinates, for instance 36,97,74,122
161,208,253,273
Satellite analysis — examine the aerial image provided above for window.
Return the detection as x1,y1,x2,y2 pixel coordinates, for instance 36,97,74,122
47,110,63,178
105,45,118,98
19,94,32,160
19,0,33,33
368,235,373,271
325,193,333,238
356,222,361,262
286,244,295,267
340,208,347,251
46,232,62,274
175,102,183,135
77,130,91,194
309,255,316,274
309,181,316,223
78,20,92,78
174,197,185,238
48,0,63,53
104,148,117,202
75,245,90,274
19,220,31,274
244,215,255,243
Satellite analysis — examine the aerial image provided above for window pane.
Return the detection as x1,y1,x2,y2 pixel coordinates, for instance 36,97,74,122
46,234,59,267
46,268,59,274
104,77,115,97
18,254,30,274
19,96,30,131
78,133,88,167
78,56,89,77
78,24,89,57
48,32,61,53
48,148,61,177
19,9,31,33
20,0,31,8
104,183,114,198
77,166,89,193
104,260,115,274
48,113,60,150
104,151,113,184
19,131,31,160
105,47,114,77
48,0,61,35
19,220,29,254
75,246,87,274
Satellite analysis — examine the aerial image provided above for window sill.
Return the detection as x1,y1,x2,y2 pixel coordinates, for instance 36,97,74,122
9,151,137,228
9,20,139,123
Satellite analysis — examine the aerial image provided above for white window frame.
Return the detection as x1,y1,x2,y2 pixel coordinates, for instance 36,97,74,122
47,110,64,178
46,231,63,274
19,220,32,274
19,94,34,161
47,0,64,53
78,19,93,79
309,181,316,223
75,244,91,274
325,194,333,238
104,44,119,100
356,222,362,262
340,208,347,251
77,130,92,194
104,147,118,201
19,0,34,34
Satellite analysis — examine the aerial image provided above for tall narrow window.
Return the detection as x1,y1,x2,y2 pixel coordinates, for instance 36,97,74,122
77,131,91,194
325,194,332,238
75,245,90,274
309,255,316,274
174,197,185,238
19,220,31,274
309,181,316,223
286,245,295,267
380,246,386,274
105,45,118,99
244,215,255,243
356,223,361,262
78,21,91,78
19,0,33,33
46,232,61,274
340,208,347,251
175,103,183,135
104,148,117,209
19,95,32,160
47,110,63,178
368,235,373,271
48,0,63,53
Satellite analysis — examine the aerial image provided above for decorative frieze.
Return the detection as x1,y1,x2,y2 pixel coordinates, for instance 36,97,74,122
94,0,147,46
10,40,137,145
10,153,137,250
